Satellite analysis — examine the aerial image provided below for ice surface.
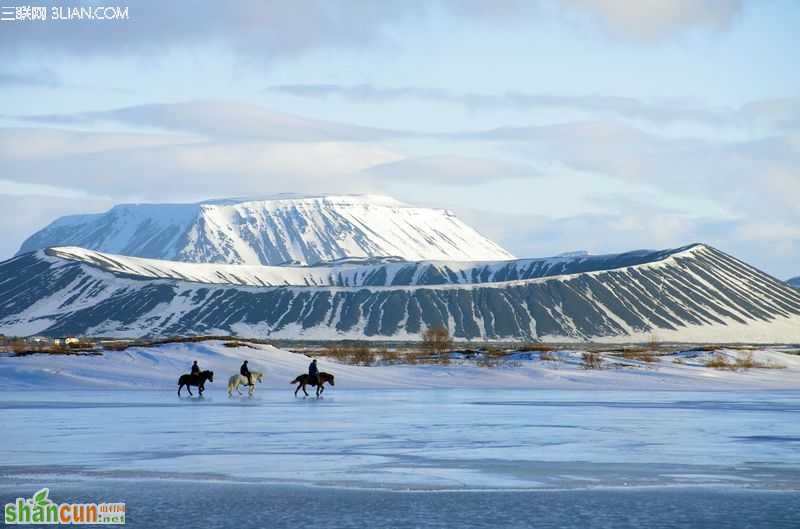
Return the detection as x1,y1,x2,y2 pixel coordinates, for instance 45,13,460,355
2,389,800,492
1,480,798,529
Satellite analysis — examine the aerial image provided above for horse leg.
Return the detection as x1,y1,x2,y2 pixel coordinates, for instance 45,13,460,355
302,384,309,397
187,385,193,396
178,384,183,396
294,383,300,397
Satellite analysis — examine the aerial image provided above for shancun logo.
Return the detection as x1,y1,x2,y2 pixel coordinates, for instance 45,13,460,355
4,488,125,525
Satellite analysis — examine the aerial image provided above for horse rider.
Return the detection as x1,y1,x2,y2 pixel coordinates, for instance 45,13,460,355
240,360,252,387
191,360,200,377
308,358,319,385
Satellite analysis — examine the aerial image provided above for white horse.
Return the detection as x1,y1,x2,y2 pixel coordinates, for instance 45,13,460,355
227,371,263,397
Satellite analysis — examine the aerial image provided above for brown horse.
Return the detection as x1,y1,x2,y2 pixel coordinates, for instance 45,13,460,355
178,370,214,396
291,372,335,397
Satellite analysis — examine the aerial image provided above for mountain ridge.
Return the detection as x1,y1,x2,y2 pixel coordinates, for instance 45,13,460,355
3,243,799,342
43,243,702,288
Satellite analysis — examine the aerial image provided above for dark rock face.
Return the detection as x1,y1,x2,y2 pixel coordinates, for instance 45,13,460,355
2,245,800,341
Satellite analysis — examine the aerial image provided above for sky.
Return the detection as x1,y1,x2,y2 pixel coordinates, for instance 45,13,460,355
0,0,798,278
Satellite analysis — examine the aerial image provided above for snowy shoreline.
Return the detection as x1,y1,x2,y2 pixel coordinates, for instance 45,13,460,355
1,340,798,391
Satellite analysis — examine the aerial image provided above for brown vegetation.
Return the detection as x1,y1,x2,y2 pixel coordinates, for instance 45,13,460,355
581,352,603,369
422,326,452,354
622,351,659,363
704,352,784,370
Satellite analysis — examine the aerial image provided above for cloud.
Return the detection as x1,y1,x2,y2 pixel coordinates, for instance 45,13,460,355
0,0,742,61
11,101,408,142
270,84,800,132
7,102,800,219
0,68,61,88
364,155,539,186
268,84,453,104
0,127,401,199
452,120,800,215
560,0,743,40
0,1,428,60
0,128,200,159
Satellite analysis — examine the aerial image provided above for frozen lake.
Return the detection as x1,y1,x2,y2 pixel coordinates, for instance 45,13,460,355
3,389,800,527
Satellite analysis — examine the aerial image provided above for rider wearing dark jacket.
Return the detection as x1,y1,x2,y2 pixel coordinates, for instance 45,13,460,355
308,358,319,384
191,361,200,376
240,360,252,386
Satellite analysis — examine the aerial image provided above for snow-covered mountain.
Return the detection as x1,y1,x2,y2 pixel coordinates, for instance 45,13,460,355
18,194,514,265
788,276,800,288
3,244,799,342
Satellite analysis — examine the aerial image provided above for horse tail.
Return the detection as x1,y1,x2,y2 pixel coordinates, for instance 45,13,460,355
290,376,301,384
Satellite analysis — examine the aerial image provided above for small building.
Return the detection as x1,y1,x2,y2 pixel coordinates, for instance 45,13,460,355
64,337,81,346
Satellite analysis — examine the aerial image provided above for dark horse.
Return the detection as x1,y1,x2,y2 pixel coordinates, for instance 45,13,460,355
178,370,214,396
291,372,335,397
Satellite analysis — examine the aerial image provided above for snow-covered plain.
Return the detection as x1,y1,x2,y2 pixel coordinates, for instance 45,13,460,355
1,340,799,391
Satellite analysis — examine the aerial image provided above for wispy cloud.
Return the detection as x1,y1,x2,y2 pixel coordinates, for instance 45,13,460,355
270,83,800,131
364,155,540,186
10,101,409,142
0,69,61,88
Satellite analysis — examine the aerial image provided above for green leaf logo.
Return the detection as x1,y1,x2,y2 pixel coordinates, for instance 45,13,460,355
33,488,50,506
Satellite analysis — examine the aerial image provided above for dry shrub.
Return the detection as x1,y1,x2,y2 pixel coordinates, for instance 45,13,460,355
622,351,659,363
703,352,781,370
103,342,129,351
325,347,354,363
581,352,603,369
405,352,422,365
705,354,733,369
422,326,452,354
351,347,376,366
517,343,552,352
736,352,755,368
223,341,255,349
379,348,400,364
